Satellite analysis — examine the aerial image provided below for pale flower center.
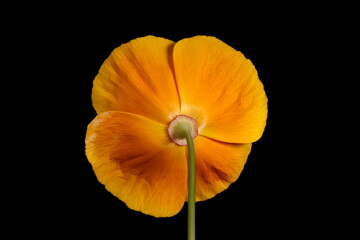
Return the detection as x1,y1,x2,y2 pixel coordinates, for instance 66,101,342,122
168,115,198,146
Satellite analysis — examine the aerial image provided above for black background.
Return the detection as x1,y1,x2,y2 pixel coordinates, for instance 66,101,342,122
9,6,356,239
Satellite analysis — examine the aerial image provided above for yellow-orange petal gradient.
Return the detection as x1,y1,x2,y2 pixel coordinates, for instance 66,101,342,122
92,36,180,124
173,36,268,143
192,136,252,201
85,111,187,217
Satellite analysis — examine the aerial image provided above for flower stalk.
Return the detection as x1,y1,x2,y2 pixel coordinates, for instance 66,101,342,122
185,132,196,240
168,115,197,240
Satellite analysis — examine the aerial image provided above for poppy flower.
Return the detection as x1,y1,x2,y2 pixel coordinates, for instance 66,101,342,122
85,35,267,218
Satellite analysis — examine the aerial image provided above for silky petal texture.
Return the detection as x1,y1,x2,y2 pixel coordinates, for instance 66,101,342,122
92,36,180,124
192,136,252,201
85,111,187,217
173,36,268,143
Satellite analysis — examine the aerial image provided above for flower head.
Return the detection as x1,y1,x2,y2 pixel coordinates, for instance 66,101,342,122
85,35,267,217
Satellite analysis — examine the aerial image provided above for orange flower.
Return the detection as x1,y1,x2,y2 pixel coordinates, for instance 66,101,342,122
85,35,267,217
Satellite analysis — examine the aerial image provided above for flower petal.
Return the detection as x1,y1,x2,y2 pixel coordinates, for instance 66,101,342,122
173,36,268,143
92,36,180,124
193,136,252,201
85,111,187,217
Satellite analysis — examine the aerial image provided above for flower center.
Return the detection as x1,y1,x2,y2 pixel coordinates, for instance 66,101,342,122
168,115,198,146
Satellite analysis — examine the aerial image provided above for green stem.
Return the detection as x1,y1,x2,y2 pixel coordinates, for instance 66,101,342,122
185,133,196,240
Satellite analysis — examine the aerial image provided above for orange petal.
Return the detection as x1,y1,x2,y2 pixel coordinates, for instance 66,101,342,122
173,36,268,143
192,136,252,201
85,111,187,217
92,36,180,124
